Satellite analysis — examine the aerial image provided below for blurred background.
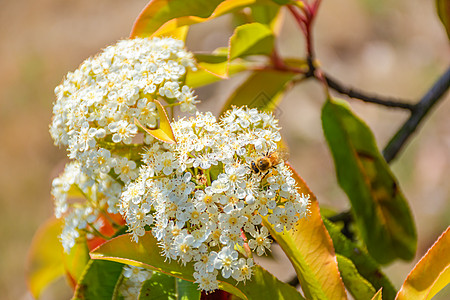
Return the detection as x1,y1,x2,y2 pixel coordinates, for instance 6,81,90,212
0,0,448,299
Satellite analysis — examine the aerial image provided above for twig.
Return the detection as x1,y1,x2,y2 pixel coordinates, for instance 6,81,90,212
324,73,415,110
383,66,450,163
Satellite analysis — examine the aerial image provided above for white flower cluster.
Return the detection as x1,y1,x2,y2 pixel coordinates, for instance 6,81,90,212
50,37,198,179
120,107,310,292
50,37,199,253
118,265,153,300
51,161,122,252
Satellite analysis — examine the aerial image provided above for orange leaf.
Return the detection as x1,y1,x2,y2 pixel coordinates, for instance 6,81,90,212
130,0,263,38
396,226,450,300
263,163,347,300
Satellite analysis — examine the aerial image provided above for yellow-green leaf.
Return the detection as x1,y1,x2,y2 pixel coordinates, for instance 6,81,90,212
321,98,417,264
186,62,245,87
251,3,283,35
62,236,90,288
436,0,450,39
396,226,450,300
372,289,383,300
131,0,271,38
263,163,347,300
91,232,304,300
135,100,176,144
186,52,249,87
26,218,65,299
336,254,377,300
228,23,274,60
323,218,397,300
220,70,296,115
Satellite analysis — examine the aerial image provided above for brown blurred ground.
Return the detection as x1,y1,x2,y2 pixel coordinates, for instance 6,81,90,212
0,0,448,299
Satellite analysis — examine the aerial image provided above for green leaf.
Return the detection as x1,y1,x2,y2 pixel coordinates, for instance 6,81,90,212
131,0,272,38
26,218,65,299
220,70,296,115
323,218,397,300
263,163,348,300
135,100,176,144
139,272,177,299
336,254,377,300
176,278,201,300
228,23,275,60
90,232,304,300
72,259,124,300
321,98,417,264
396,226,450,300
436,0,450,39
251,3,283,34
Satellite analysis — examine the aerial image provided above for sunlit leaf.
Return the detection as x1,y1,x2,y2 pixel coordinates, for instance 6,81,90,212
130,0,224,37
90,232,304,300
372,289,383,300
131,0,272,38
26,218,65,299
323,218,397,300
186,48,254,87
321,98,417,264
336,254,376,300
396,226,450,300
228,23,274,60
72,259,124,300
220,70,296,115
436,0,450,39
263,163,348,300
135,100,176,144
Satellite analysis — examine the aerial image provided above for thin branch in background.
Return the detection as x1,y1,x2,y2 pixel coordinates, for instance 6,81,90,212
324,73,415,110
383,66,450,163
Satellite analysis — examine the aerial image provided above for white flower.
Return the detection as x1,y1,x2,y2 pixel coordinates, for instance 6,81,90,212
108,121,138,144
267,206,299,232
193,270,219,292
232,258,254,282
155,152,177,176
113,157,138,183
214,246,239,279
248,226,272,256
172,232,197,264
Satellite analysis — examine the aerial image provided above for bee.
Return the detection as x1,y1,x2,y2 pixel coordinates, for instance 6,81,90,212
251,149,290,175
